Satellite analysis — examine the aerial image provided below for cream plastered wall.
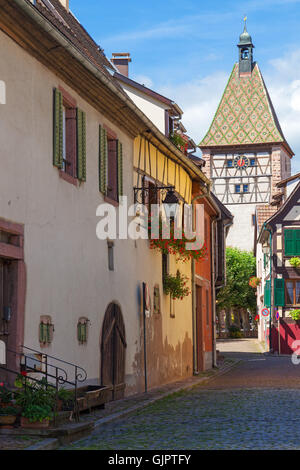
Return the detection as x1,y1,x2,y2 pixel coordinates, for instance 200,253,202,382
120,83,168,135
225,204,256,251
0,29,194,394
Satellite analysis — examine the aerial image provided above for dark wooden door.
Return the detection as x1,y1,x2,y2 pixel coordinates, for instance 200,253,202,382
196,286,204,372
101,303,127,401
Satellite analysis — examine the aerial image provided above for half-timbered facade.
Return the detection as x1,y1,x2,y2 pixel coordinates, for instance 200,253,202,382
199,23,293,252
256,180,300,353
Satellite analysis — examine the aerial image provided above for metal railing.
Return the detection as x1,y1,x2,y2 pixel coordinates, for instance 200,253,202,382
0,345,87,423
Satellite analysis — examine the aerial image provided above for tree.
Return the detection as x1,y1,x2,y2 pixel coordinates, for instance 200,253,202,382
217,247,256,315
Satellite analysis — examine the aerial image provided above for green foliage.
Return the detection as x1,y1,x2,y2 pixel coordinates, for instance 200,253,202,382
228,324,242,338
289,257,300,269
290,309,300,321
22,404,52,423
163,271,191,300
57,387,74,403
217,247,257,313
0,406,20,416
0,384,13,403
169,133,187,151
15,380,55,423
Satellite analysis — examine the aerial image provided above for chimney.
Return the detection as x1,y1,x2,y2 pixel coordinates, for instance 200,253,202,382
58,0,69,11
111,53,131,77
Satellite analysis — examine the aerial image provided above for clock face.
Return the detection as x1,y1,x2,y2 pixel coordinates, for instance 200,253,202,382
234,155,249,170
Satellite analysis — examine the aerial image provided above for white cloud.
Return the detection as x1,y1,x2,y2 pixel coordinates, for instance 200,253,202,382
158,71,228,150
132,74,154,89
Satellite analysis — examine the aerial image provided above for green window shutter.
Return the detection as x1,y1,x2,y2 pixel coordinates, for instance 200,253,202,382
53,88,63,169
77,322,87,343
117,140,123,197
295,230,300,255
285,229,295,256
39,323,44,343
77,109,86,182
264,280,271,308
274,278,285,307
99,125,108,194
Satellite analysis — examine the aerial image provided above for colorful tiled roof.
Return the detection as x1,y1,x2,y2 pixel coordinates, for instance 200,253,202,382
200,63,285,147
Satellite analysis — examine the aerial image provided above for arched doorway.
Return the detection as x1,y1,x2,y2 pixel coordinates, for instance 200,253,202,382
101,303,127,401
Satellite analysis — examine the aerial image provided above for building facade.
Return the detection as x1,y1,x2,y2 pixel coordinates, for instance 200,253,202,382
199,23,293,252
0,0,219,399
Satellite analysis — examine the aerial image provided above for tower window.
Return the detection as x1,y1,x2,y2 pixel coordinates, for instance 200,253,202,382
227,160,233,168
250,158,256,166
243,184,249,193
241,48,249,60
235,184,241,193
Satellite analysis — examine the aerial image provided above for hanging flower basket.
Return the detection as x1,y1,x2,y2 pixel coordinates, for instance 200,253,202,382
249,276,261,289
163,271,191,300
148,216,207,262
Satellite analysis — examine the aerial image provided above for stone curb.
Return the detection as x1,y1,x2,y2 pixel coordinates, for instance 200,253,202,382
25,359,241,451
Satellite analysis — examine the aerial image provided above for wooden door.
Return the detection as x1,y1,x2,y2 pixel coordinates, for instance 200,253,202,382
101,303,127,401
196,286,204,372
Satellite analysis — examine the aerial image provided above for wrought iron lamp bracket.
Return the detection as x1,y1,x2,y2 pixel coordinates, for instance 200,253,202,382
134,185,176,204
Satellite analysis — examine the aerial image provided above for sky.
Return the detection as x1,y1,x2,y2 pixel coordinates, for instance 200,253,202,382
70,0,300,172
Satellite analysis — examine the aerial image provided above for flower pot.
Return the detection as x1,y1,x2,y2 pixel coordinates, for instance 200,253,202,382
20,416,50,429
0,415,17,426
0,402,13,409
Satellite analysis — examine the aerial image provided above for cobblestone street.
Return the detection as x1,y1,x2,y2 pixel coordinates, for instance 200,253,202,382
63,339,300,450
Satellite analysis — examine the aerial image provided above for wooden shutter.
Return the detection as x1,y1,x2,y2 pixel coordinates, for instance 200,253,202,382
99,125,108,194
53,88,63,169
264,280,271,308
274,278,285,307
117,140,123,197
77,109,86,182
295,230,300,255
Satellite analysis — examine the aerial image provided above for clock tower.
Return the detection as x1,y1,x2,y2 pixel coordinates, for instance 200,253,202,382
199,22,294,251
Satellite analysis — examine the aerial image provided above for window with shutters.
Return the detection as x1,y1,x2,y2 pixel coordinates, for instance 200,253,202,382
284,229,300,257
285,280,300,306
162,253,169,283
39,316,54,346
274,278,285,307
53,87,86,185
77,317,89,344
99,125,123,204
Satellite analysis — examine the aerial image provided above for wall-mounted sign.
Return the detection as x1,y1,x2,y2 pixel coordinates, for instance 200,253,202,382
262,308,270,317
143,283,151,318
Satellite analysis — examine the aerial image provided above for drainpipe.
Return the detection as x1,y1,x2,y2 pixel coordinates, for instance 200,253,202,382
263,223,273,352
211,218,217,367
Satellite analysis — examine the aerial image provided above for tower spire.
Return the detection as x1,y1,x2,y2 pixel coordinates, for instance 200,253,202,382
238,18,254,76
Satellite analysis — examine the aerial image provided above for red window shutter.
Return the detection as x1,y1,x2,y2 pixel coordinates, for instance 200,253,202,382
107,139,118,201
65,107,77,177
